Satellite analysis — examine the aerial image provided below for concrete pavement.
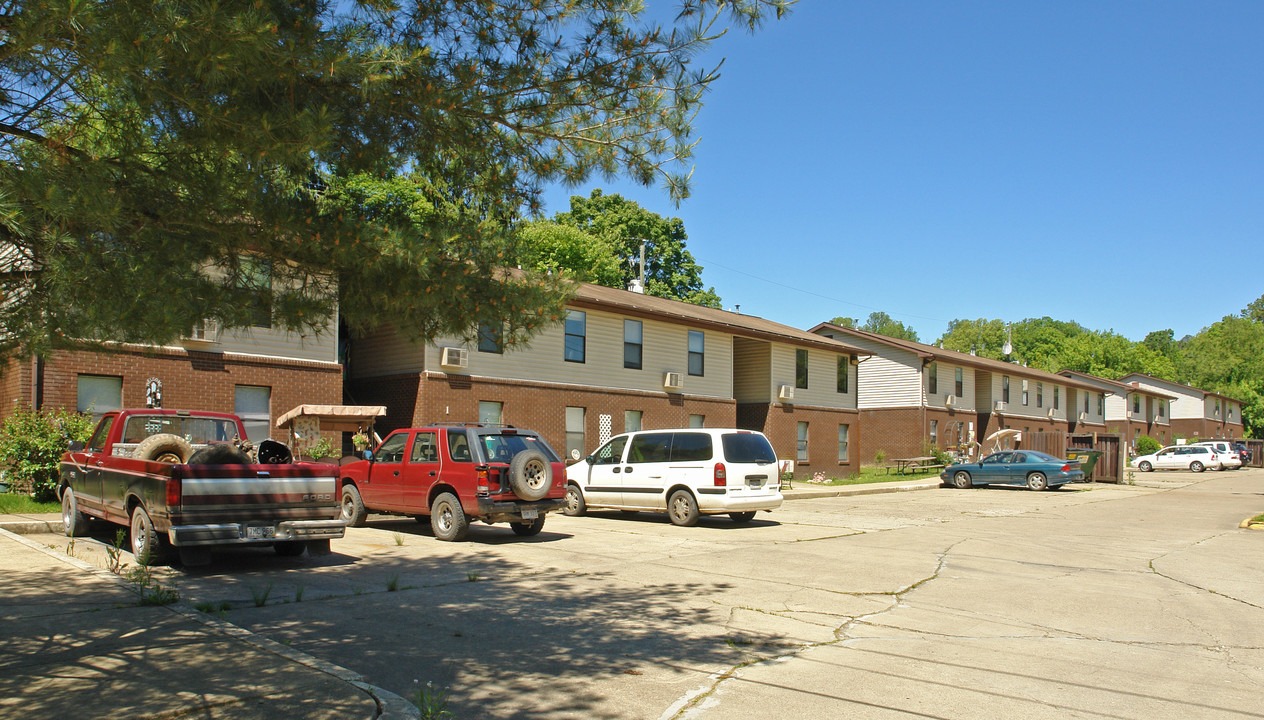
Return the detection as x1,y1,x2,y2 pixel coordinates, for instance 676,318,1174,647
0,526,416,719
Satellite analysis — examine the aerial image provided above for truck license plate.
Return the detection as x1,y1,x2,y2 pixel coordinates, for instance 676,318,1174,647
521,508,538,520
247,526,276,539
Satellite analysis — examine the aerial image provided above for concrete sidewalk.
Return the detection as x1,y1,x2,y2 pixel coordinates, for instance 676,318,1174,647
0,527,415,719
780,476,942,500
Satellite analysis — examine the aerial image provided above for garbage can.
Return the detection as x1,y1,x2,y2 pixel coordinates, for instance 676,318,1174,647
1065,449,1102,480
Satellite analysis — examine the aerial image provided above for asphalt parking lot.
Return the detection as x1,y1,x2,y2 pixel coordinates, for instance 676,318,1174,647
14,469,1264,719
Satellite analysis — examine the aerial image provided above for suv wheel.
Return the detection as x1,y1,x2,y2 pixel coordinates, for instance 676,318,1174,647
667,490,700,527
430,492,469,541
511,517,546,537
508,449,552,501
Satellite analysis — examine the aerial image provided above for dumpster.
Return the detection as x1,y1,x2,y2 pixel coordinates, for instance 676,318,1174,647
1065,449,1102,479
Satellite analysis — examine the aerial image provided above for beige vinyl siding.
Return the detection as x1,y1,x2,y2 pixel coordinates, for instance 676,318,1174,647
427,309,734,398
1103,393,1127,423
991,374,1067,422
818,333,922,409
217,323,339,365
769,344,855,409
733,338,772,403
925,362,974,412
1122,376,1202,420
349,326,426,378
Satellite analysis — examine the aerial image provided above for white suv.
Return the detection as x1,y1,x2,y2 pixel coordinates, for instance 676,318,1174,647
564,428,783,526
1193,441,1243,470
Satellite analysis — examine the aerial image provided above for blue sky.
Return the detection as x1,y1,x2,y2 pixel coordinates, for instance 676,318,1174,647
540,1,1263,343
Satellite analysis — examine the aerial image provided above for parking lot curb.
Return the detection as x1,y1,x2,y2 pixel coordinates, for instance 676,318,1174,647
0,518,62,535
782,480,942,500
0,526,421,720
1238,518,1264,530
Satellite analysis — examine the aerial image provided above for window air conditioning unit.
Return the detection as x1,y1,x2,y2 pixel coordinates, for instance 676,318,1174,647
994,401,1007,412
778,384,795,402
1047,408,1057,419
1078,412,1088,422
945,394,955,407
186,319,220,342
663,372,684,391
439,347,468,369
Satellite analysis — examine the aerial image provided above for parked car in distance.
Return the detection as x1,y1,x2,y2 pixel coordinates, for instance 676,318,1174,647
1131,444,1218,473
338,423,567,541
564,428,783,526
942,450,1085,491
1233,441,1252,466
1192,441,1243,470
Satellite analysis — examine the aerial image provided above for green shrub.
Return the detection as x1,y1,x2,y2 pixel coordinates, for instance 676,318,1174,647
1135,435,1160,456
0,407,96,502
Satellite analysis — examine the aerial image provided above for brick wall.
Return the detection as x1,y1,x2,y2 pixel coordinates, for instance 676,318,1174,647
758,404,860,478
0,358,33,417
858,407,924,464
2,347,342,433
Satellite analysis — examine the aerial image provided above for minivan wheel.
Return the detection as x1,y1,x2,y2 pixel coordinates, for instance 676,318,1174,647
667,490,700,527
430,492,469,541
729,511,756,524
563,484,586,516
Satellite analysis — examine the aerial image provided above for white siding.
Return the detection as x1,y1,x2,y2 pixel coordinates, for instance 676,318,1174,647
926,362,975,412
733,338,772,403
350,326,426,378
1104,394,1127,423
426,309,734,399
772,344,856,410
1123,376,1204,420
816,332,922,408
993,373,1070,422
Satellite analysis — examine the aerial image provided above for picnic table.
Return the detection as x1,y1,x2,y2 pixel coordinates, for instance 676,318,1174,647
890,456,941,475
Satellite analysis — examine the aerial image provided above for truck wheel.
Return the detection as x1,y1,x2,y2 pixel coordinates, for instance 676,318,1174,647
188,444,251,465
668,490,700,527
340,484,368,527
134,434,193,464
430,492,469,541
511,517,546,537
130,505,166,565
61,488,91,537
508,449,552,501
563,484,587,516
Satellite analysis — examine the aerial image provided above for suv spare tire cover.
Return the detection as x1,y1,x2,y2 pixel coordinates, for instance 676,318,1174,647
508,449,552,501
134,433,193,464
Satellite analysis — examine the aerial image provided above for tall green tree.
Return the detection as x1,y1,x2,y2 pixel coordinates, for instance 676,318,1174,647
514,221,623,287
551,189,721,307
0,0,789,359
858,311,918,342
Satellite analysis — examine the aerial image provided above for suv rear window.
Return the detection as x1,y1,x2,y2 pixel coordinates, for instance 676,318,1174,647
467,430,561,464
721,433,776,463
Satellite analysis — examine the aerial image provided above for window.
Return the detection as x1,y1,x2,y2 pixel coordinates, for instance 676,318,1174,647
623,320,642,370
928,363,938,395
954,367,963,397
1159,401,1165,418
376,433,409,463
671,433,713,461
929,419,938,445
796,421,809,462
796,349,809,389
1133,395,1141,414
593,436,628,465
837,425,850,462
564,311,586,363
1215,399,1221,417
234,385,271,443
1036,383,1043,408
1021,379,1029,406
565,407,585,461
1084,392,1089,414
689,414,705,428
837,357,849,393
1002,376,1010,403
77,375,122,420
624,410,643,433
1054,387,1060,410
1098,393,1105,416
688,330,705,376
410,431,439,462
478,401,503,425
241,256,272,329
478,322,503,354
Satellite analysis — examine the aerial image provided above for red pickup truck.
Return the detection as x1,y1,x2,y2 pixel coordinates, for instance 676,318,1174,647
59,409,345,566
338,423,566,541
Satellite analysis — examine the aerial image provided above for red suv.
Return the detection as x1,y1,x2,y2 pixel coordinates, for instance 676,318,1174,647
338,424,566,540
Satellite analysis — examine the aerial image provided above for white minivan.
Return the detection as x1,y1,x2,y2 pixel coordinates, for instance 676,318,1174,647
564,428,783,526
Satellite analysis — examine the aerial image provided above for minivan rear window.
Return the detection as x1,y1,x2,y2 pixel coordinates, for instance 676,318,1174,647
670,433,713,462
721,433,776,463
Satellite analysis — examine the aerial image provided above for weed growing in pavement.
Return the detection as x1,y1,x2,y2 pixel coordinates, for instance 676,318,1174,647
65,537,75,556
393,533,405,546
466,571,479,582
1125,469,1136,486
294,584,305,602
103,529,179,605
250,582,274,607
106,529,126,573
411,680,452,719
386,574,400,592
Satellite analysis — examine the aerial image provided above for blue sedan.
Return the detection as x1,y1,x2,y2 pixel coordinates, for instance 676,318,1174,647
941,450,1085,491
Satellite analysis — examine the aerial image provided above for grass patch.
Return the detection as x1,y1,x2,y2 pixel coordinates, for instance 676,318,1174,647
796,466,944,486
0,493,60,514
1252,513,1264,525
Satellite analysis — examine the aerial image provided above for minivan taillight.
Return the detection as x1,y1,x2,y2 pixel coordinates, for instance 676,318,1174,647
714,463,727,486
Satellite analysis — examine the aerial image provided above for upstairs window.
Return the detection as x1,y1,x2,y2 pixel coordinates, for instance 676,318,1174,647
928,363,938,395
954,367,963,397
478,322,503,354
1054,387,1060,410
623,320,643,370
837,357,849,394
1003,376,1010,403
1036,383,1043,408
688,330,705,376
564,311,586,363
796,349,809,389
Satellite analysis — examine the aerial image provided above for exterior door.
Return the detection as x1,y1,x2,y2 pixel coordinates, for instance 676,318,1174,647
365,432,410,510
401,431,440,512
579,435,629,508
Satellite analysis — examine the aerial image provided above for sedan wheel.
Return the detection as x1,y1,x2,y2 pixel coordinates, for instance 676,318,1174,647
952,470,972,489
1138,461,1153,472
1190,461,1205,473
1026,472,1048,491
